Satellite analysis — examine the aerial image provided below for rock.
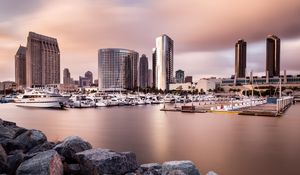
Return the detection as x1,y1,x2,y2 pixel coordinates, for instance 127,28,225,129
0,145,7,164
206,171,218,175
0,126,15,139
16,150,63,175
14,129,47,152
64,164,81,175
53,136,92,163
27,141,55,155
0,119,16,127
166,170,187,175
0,139,23,153
7,150,25,174
76,148,139,175
140,163,162,175
0,144,8,173
162,161,200,175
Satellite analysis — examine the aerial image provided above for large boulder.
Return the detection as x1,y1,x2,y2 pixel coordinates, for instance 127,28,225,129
0,144,8,173
139,163,162,175
0,125,15,139
0,138,23,153
27,141,55,155
7,150,25,174
162,161,200,175
76,148,139,175
53,136,92,163
0,119,27,140
16,150,63,175
14,129,47,152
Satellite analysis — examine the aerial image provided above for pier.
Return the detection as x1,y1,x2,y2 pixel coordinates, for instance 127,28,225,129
161,97,294,117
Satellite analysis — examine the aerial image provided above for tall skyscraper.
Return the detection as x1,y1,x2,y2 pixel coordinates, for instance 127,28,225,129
139,54,148,88
175,69,184,83
148,69,153,88
98,48,139,90
15,45,27,88
235,39,247,78
84,71,93,85
152,48,157,88
63,68,71,85
26,32,60,87
153,34,174,90
266,35,280,77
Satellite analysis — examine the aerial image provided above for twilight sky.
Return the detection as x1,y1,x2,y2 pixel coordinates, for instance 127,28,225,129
0,0,300,81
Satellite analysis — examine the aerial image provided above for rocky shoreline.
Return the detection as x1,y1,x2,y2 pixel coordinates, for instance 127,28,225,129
0,118,217,175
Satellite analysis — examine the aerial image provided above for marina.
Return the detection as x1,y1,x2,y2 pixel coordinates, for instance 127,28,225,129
1,101,300,175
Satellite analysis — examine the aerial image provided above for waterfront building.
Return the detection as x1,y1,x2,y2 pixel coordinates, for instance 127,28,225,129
148,69,153,88
153,34,174,90
196,78,221,93
85,71,93,85
98,48,139,90
63,68,71,85
26,32,60,87
185,76,193,83
0,81,17,94
139,54,148,88
79,76,90,87
266,35,280,77
169,82,193,91
15,45,27,88
235,39,247,78
175,69,185,83
152,48,157,88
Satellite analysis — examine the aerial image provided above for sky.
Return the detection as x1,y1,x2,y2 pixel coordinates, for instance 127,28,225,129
0,0,300,81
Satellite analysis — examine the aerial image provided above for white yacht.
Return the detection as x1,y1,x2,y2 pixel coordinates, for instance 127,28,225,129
69,95,95,108
14,89,69,108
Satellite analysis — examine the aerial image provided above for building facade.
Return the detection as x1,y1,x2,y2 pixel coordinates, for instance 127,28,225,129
63,68,71,85
235,39,247,78
84,71,93,86
98,48,139,90
26,32,60,87
266,35,280,77
185,76,193,83
152,48,157,88
15,45,27,88
139,54,148,88
175,69,184,83
153,34,174,90
148,69,153,88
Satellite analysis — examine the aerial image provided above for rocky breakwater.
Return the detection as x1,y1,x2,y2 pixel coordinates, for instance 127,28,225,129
0,118,217,175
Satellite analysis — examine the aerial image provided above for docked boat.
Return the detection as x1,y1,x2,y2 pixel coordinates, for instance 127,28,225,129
14,89,69,108
69,95,95,108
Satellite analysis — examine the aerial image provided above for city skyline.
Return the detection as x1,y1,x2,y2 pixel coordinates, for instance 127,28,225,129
1,0,300,81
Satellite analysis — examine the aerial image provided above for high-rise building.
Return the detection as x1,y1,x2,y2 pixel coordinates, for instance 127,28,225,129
63,68,71,85
175,69,184,83
98,48,139,90
266,35,280,77
15,45,27,88
139,54,148,88
235,39,247,78
153,34,174,90
84,71,93,85
185,76,193,83
152,48,157,88
148,69,153,88
26,32,60,87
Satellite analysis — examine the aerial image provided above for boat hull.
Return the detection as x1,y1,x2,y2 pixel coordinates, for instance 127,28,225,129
15,101,64,108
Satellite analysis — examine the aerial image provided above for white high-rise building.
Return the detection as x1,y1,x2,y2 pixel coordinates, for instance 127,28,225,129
153,34,174,90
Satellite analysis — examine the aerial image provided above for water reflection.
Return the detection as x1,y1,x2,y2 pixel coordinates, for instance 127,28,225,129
1,103,300,175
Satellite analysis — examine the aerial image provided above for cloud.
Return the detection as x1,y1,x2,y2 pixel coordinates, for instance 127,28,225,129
0,0,300,81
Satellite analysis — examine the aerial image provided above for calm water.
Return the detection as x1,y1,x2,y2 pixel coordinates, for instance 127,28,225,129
1,103,300,175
